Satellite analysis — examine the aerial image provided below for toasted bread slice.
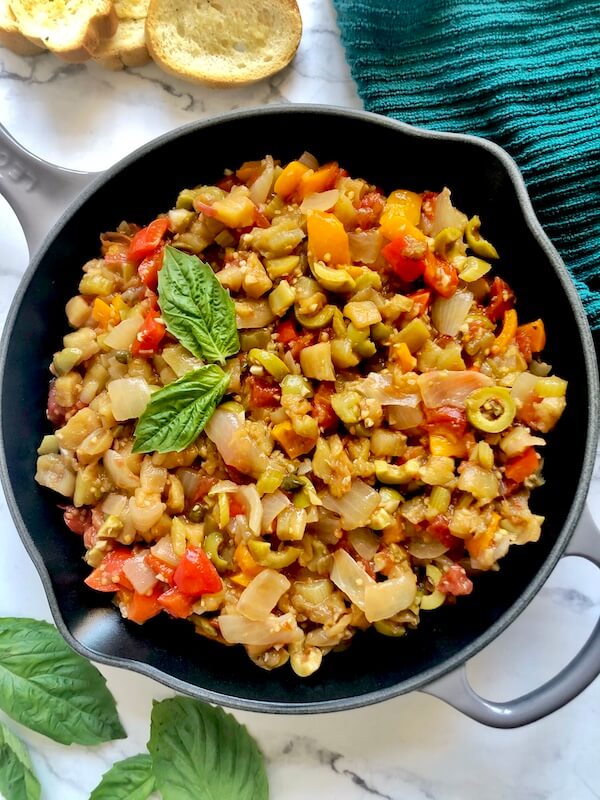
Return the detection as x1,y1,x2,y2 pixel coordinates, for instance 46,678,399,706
114,0,148,18
0,0,44,54
93,17,149,68
145,0,302,87
9,0,117,62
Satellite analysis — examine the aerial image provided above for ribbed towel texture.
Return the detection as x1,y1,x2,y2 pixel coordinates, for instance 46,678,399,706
332,0,600,329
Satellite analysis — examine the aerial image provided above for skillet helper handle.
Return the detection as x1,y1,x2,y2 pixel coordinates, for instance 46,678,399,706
0,122,96,258
422,502,600,728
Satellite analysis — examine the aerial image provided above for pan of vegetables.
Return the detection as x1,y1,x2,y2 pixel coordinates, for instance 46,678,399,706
0,105,598,728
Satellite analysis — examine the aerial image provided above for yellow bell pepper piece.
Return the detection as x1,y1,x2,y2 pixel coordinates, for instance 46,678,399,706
492,308,518,355
307,210,350,265
272,420,316,459
91,298,119,328
385,190,422,225
230,572,253,588
393,342,417,372
429,433,471,459
379,206,427,244
274,160,311,198
233,542,263,577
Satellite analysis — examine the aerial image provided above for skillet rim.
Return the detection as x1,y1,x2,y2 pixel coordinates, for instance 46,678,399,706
1,103,598,713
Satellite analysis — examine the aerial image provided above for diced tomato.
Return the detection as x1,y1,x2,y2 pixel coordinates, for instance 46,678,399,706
217,174,242,192
424,405,468,437
424,254,458,298
356,192,386,229
173,546,222,596
246,375,281,408
145,553,175,585
131,308,166,356
407,289,431,316
382,236,427,282
103,244,129,265
311,382,338,433
504,447,540,483
127,585,163,624
276,318,300,345
191,476,217,504
516,319,546,362
228,497,245,517
486,276,515,322
158,587,195,618
127,218,169,264
83,506,104,550
61,505,91,535
426,515,463,551
85,547,134,593
421,191,436,226
438,564,473,596
47,381,69,427
253,207,271,228
289,332,317,360
137,246,164,291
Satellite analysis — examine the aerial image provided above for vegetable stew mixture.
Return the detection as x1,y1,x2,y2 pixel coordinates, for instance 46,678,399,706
35,154,567,676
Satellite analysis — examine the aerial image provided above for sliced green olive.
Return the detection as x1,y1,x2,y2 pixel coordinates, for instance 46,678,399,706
465,215,499,260
433,226,463,258
459,256,491,282
374,620,406,637
310,261,356,292
53,347,82,375
295,304,335,330
371,322,393,343
281,374,313,398
466,386,516,433
331,390,362,425
330,339,361,368
247,540,301,569
248,348,290,381
203,532,229,571
331,306,347,339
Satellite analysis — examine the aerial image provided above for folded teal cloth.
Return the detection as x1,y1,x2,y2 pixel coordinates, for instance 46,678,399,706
332,0,600,329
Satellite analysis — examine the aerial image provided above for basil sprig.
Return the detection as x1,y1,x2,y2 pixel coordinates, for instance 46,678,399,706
148,697,269,800
90,754,155,800
0,719,40,800
0,618,125,745
132,365,230,453
158,246,240,365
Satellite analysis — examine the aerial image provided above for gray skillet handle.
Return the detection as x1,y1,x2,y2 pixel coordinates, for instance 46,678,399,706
422,502,600,728
0,122,97,257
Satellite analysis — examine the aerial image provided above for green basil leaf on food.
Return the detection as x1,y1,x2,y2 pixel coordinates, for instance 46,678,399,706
89,753,155,800
132,365,229,454
0,719,41,800
158,246,240,364
0,618,125,746
148,697,269,800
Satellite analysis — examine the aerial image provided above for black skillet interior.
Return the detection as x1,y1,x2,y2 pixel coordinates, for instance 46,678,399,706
1,107,593,710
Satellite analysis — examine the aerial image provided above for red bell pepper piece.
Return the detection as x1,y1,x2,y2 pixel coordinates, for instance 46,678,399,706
85,547,134,592
276,318,300,346
229,497,245,517
145,553,175,585
131,308,166,356
127,218,169,263
158,587,196,619
127,585,164,624
424,405,468,438
173,546,222,596
407,289,431,316
138,246,165,290
424,253,458,298
486,276,515,322
382,236,427,282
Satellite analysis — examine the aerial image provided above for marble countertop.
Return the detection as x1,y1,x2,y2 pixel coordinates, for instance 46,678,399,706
1,1,599,797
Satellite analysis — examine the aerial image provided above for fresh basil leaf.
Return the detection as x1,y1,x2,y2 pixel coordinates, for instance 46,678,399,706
0,618,126,746
0,719,40,800
132,365,229,454
89,754,155,800
148,697,268,800
158,246,240,364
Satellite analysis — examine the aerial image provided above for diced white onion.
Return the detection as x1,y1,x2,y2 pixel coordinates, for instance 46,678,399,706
249,155,275,205
101,493,128,516
122,553,158,595
387,399,424,430
363,572,417,622
161,344,204,378
176,468,204,501
218,612,303,646
348,230,383,264
418,370,493,408
237,484,262,535
300,189,339,213
207,480,239,495
103,449,140,490
431,290,473,336
330,549,375,611
129,494,165,532
298,151,319,170
510,371,539,405
322,480,380,530
261,491,291,532
406,539,449,559
150,536,180,567
104,313,143,350
358,372,420,406
348,528,380,561
235,299,276,329
500,426,545,457
140,459,167,494
205,408,269,478
237,570,291,621
430,187,468,237
107,378,152,421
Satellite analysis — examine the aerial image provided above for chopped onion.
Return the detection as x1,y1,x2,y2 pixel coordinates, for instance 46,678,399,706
322,480,380,530
406,539,449,559
249,155,275,205
358,372,420,406
363,572,417,622
418,370,493,408
140,459,167,493
237,484,262,535
348,528,380,561
387,398,424,429
431,290,473,336
205,408,269,478
104,312,143,350
176,468,203,501
101,493,128,516
103,449,140,490
300,189,339,213
510,371,539,405
430,187,468,237
107,378,152,421
218,612,303,646
348,230,383,264
129,494,165,533
208,480,239,495
261,490,291,532
330,549,375,610
162,344,203,378
237,569,291,621
235,299,276,329
298,151,319,170
294,578,334,605
150,535,180,567
122,553,157,595
309,508,343,544
500,426,545,457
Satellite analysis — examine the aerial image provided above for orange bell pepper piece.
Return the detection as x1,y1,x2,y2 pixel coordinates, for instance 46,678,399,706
393,342,417,372
385,190,422,225
127,586,164,624
492,308,518,355
379,207,427,245
466,512,500,560
274,160,311,198
505,446,540,483
272,420,317,459
234,542,263,577
516,319,546,353
92,297,119,328
306,210,350,265
429,432,473,459
297,162,339,198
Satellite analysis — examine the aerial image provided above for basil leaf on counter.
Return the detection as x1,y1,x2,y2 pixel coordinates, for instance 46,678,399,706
0,719,40,800
148,697,268,800
89,754,155,800
132,365,230,454
158,246,240,364
0,618,125,746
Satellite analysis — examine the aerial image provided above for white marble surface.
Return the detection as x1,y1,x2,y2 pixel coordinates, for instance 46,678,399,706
1,1,599,797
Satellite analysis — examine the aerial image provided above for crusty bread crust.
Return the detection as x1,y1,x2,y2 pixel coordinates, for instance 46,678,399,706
9,0,118,62
0,0,44,54
145,0,302,87
93,17,149,69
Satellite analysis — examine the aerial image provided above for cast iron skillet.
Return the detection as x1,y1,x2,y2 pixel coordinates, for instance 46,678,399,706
1,106,598,729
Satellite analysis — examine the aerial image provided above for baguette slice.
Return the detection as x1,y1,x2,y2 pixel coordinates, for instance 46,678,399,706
0,0,44,54
93,17,149,68
9,0,117,62
114,0,148,18
146,0,302,87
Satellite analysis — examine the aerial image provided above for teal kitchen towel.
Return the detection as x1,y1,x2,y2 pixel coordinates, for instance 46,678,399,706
332,0,600,328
